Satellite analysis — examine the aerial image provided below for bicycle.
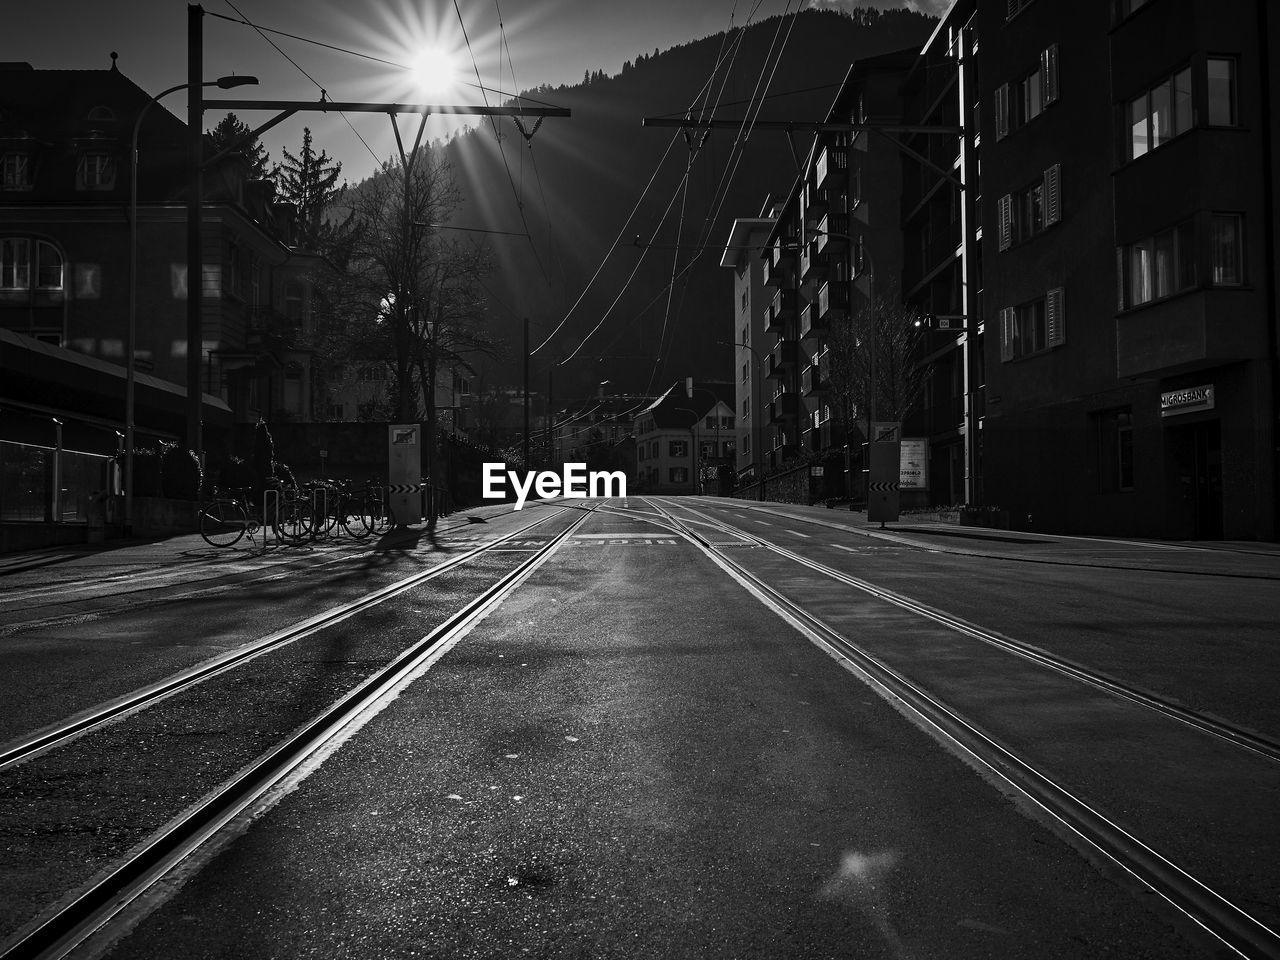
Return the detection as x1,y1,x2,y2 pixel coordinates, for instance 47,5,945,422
302,478,378,541
198,482,311,548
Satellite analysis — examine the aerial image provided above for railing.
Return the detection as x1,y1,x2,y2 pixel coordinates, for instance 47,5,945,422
766,288,796,330
817,279,849,322
801,363,828,397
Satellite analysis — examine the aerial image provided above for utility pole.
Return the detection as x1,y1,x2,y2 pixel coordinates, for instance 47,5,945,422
186,4,203,458
183,2,569,477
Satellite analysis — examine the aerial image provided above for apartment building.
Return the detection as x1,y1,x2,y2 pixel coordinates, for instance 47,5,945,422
0,61,326,436
719,203,776,483
978,0,1278,538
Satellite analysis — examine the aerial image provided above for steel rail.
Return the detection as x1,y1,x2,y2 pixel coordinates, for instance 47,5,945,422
0,509,568,773
0,510,538,610
647,499,1280,960
0,503,598,960
694,497,1280,580
666,499,1280,764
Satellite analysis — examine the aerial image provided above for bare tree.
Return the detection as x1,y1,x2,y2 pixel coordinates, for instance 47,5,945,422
825,291,930,440
339,148,494,424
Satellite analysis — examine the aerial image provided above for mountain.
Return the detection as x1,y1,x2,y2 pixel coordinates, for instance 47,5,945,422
441,8,937,404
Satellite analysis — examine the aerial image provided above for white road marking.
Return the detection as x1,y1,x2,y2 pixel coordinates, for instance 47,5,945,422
787,529,811,538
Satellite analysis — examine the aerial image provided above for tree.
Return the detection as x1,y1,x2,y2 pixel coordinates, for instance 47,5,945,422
825,290,930,442
273,127,348,253
207,112,270,179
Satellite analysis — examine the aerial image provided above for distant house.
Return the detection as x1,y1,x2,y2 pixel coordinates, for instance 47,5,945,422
634,381,735,494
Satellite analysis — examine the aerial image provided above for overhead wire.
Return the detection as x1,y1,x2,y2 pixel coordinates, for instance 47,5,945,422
451,0,554,291
534,0,771,363
646,0,801,390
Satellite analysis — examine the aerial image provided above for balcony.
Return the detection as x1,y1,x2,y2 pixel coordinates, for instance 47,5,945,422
801,362,828,397
799,300,822,340
768,390,799,424
764,341,799,379
765,287,796,330
816,145,848,191
804,184,831,218
799,241,828,282
1115,290,1266,379
763,251,788,287
817,279,849,323
815,213,849,256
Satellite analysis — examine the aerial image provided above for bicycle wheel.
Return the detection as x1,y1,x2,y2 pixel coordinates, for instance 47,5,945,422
199,499,247,547
343,496,375,539
363,493,388,533
275,496,312,544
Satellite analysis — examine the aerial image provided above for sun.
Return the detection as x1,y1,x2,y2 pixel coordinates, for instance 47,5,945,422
410,46,459,98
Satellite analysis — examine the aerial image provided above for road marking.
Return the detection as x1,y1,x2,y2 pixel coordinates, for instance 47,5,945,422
755,520,772,526
787,529,811,538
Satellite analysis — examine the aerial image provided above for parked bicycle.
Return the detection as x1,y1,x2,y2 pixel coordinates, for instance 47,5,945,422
301,478,386,541
198,481,311,548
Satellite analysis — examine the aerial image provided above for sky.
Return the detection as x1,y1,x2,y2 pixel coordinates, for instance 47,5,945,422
9,0,950,185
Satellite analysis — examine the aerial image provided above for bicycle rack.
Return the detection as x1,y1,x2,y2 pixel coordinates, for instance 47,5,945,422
310,485,330,542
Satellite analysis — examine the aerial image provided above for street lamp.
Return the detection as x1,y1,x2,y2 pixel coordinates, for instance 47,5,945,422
127,73,257,535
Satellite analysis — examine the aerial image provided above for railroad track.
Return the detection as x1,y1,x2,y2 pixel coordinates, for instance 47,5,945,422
0,507,573,772
0,508,550,616
0,502,598,960
639,497,1280,960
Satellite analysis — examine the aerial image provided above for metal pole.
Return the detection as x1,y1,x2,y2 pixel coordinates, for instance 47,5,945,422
186,4,204,461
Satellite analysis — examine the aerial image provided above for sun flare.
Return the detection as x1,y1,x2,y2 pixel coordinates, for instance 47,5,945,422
410,46,459,97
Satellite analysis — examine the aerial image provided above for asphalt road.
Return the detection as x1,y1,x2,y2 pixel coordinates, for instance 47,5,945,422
55,505,1235,958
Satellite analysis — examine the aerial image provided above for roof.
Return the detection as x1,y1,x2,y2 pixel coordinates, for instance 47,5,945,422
637,380,735,430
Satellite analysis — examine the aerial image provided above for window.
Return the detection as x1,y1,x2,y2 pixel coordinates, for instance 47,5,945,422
998,165,1061,250
740,288,748,312
76,152,116,190
1,239,63,291
743,434,751,456
742,397,750,418
700,441,715,459
1,153,31,190
721,415,734,429
705,416,717,430
1210,213,1243,286
741,362,748,382
1117,221,1196,308
1094,409,1134,492
994,45,1058,140
1126,67,1192,160
1,238,30,290
1207,58,1236,126
669,467,688,484
998,288,1064,361
669,440,688,458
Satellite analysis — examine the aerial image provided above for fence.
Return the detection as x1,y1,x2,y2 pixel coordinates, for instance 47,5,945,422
0,439,113,524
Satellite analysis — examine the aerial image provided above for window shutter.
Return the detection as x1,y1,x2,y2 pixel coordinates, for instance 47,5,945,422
999,307,1015,361
1006,0,1020,20
1041,44,1059,105
998,194,1013,250
1046,287,1066,347
1043,164,1061,226
994,84,1010,140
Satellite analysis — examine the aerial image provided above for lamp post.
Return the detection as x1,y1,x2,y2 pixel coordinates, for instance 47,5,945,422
127,73,257,536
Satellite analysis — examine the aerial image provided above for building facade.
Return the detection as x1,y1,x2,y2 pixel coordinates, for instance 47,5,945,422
635,381,735,494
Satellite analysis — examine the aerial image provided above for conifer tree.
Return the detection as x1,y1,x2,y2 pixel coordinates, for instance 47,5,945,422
273,127,347,253
207,112,270,179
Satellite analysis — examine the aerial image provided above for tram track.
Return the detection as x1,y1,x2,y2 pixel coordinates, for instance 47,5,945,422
0,507,569,772
659,499,1280,764
0,503,599,960
642,497,1280,959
